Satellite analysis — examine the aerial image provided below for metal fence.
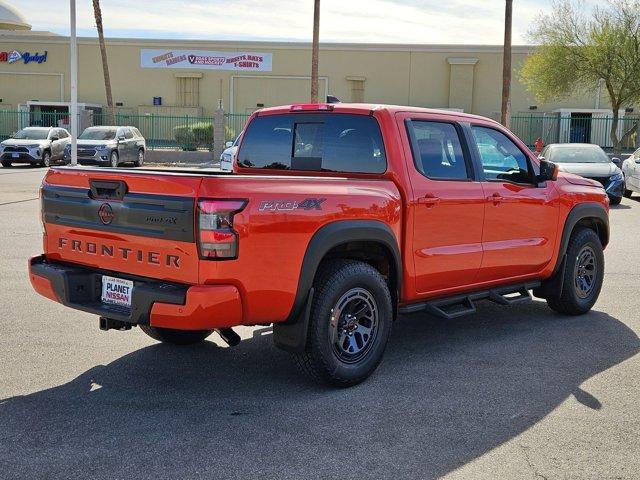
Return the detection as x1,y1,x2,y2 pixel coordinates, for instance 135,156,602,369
0,110,217,151
0,109,256,150
224,113,250,141
511,114,640,151
5,109,637,152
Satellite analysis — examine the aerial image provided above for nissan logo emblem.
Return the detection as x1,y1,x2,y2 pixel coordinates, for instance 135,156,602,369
98,203,114,225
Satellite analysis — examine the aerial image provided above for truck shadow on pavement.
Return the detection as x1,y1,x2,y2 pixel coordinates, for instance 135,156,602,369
1,300,638,480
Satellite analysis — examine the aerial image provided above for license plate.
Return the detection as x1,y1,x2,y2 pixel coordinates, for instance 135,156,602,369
11,153,19,158
101,276,134,308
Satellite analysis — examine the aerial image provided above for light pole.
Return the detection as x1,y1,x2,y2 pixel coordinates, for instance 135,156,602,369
70,0,78,166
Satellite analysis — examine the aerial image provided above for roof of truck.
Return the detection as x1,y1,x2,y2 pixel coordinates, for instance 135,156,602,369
256,103,497,124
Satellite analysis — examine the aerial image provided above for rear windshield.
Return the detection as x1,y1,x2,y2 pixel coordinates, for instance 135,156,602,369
237,113,386,173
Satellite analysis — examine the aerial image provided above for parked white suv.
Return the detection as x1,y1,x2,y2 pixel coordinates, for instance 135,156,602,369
622,148,640,198
0,127,71,167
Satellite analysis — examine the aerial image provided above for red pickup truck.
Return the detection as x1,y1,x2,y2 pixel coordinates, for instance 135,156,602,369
29,103,609,386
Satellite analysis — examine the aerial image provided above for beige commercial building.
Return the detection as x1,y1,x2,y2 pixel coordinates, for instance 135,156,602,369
0,2,634,148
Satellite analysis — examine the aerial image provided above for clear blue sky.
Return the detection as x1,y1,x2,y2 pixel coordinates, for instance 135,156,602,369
16,0,596,44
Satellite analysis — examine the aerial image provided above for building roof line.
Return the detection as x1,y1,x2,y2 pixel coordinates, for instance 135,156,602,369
0,33,537,53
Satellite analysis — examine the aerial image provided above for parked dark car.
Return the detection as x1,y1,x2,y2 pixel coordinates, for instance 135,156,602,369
540,143,625,205
64,126,146,167
0,127,71,167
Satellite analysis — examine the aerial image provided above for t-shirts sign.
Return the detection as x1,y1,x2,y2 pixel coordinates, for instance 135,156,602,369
140,49,272,71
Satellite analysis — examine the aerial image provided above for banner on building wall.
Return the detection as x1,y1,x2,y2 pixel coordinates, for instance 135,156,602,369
140,49,272,71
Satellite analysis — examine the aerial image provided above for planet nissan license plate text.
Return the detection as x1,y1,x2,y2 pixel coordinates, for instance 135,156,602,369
101,276,134,308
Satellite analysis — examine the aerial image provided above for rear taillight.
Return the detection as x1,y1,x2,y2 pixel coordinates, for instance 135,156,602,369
197,199,247,259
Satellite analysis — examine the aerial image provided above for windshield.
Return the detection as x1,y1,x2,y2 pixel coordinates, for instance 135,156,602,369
79,128,117,140
548,146,610,164
13,128,49,140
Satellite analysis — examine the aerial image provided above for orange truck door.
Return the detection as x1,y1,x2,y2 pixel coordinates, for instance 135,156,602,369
399,114,485,296
468,124,559,282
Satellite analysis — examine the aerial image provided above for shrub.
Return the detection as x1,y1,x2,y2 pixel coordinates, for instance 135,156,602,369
173,122,213,150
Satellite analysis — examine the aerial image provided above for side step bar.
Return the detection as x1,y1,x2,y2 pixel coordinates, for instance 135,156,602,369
398,282,541,320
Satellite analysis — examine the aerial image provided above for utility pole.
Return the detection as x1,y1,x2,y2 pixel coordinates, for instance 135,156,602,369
92,0,115,125
310,0,320,103
70,0,78,166
501,0,513,128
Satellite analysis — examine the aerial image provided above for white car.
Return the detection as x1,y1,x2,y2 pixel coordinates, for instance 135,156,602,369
220,135,240,172
0,126,71,167
622,148,640,198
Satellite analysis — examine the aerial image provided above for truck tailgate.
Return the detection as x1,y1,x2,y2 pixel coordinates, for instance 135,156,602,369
42,168,202,284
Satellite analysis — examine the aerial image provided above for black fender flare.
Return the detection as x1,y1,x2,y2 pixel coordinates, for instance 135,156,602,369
535,202,609,298
556,202,609,271
273,220,401,353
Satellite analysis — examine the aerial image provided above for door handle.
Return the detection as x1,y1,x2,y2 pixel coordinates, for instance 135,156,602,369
418,194,440,207
487,192,505,204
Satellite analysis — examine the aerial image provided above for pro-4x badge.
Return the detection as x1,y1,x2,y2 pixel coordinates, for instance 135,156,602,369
258,198,326,212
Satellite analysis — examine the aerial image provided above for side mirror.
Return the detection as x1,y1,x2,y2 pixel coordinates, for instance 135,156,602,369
635,157,640,164
225,141,233,148
117,135,126,141
50,136,59,142
611,157,622,167
538,159,558,182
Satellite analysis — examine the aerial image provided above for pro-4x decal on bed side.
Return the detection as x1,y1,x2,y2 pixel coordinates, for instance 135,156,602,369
258,198,326,212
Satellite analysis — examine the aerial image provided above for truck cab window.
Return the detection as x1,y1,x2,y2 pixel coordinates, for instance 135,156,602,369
472,126,534,184
406,121,471,180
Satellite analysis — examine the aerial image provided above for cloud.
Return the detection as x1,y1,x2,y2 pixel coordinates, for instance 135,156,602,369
17,0,558,44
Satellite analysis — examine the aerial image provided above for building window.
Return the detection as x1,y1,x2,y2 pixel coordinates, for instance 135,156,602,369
346,76,366,103
175,73,202,107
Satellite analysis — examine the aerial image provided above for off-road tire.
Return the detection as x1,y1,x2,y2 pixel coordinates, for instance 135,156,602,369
546,227,604,315
293,259,393,387
623,187,633,198
1,160,11,168
609,195,622,206
140,325,213,345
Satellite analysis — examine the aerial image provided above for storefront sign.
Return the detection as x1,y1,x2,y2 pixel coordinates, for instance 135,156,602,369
140,49,272,71
0,50,48,64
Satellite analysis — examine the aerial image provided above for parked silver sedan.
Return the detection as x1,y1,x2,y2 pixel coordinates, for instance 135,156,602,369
0,127,71,167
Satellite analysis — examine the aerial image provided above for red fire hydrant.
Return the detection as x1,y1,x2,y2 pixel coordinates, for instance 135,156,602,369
534,137,544,153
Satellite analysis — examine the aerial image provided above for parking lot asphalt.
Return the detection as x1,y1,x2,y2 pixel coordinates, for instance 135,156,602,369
1,165,639,480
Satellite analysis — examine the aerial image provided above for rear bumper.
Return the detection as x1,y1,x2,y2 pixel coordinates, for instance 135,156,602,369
28,255,243,330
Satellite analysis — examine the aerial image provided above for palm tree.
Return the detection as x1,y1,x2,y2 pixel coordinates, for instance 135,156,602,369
310,0,320,103
501,0,513,128
92,0,115,124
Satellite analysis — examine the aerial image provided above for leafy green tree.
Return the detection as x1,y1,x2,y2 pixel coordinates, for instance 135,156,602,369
521,0,640,151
